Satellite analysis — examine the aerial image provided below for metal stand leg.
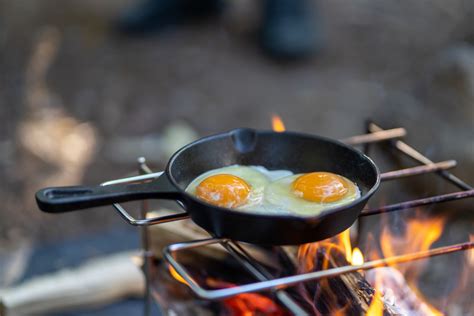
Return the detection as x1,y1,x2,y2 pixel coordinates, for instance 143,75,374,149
138,157,153,316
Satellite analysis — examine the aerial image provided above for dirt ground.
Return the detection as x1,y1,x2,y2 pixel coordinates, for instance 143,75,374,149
0,0,473,314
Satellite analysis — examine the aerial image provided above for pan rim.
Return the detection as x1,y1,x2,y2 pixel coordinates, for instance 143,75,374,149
166,128,381,222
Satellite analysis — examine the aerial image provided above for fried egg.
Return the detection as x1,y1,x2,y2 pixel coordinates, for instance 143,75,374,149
186,166,360,217
264,172,360,216
185,165,271,210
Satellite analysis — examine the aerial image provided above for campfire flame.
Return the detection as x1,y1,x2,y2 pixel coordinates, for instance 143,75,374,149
272,114,286,132
168,265,188,285
339,229,365,266
296,228,369,313
366,283,383,316
351,247,364,266
365,213,447,316
296,207,461,315
379,216,445,271
297,228,364,272
367,274,384,316
340,228,353,263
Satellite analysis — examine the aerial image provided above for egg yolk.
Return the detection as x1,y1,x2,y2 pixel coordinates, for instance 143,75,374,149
292,172,349,203
196,174,251,208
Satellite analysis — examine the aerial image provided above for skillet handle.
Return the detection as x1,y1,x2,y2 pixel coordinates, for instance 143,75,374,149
35,174,181,213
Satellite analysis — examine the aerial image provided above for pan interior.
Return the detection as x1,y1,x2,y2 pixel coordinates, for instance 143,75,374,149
168,129,379,197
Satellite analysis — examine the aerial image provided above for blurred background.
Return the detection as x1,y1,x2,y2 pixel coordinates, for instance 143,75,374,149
0,0,473,315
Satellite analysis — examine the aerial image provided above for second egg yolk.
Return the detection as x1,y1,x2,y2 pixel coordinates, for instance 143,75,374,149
196,174,251,208
292,172,349,203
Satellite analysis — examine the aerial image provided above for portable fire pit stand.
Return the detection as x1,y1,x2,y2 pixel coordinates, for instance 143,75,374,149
100,121,473,315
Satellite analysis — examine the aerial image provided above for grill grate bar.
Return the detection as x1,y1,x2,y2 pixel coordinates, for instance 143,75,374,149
163,238,474,300
368,122,472,190
341,127,406,145
380,160,457,181
360,189,474,217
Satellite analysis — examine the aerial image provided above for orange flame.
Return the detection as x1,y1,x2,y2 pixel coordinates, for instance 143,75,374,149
272,114,286,132
366,272,384,316
379,216,444,275
366,291,383,316
469,235,474,266
297,211,450,314
168,265,188,285
339,228,353,263
352,247,364,266
367,214,446,315
336,228,365,266
298,228,365,270
297,228,369,315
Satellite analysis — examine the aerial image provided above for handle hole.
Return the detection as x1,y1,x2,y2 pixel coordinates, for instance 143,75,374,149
45,189,93,198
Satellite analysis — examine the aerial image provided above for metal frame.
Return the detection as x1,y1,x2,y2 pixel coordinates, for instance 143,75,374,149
101,172,189,226
100,122,474,315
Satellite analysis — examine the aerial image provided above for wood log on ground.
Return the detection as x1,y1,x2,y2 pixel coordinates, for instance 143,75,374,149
0,252,144,316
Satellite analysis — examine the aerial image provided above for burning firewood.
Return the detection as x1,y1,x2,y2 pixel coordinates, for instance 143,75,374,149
280,246,401,315
366,267,440,316
147,209,401,315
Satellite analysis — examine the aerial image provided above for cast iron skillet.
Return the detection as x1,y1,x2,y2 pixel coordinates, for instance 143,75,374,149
36,128,380,245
